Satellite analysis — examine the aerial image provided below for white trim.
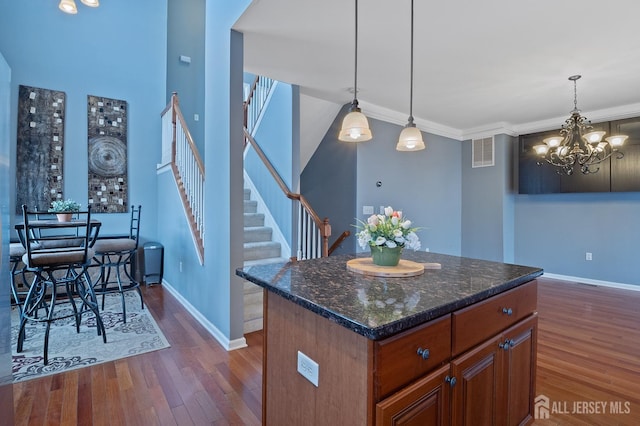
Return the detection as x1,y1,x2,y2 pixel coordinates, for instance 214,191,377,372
250,81,278,138
156,162,171,174
160,279,248,351
359,100,464,141
542,273,640,292
242,169,292,259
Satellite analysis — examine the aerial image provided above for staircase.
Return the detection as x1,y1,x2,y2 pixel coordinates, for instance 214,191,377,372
243,187,284,333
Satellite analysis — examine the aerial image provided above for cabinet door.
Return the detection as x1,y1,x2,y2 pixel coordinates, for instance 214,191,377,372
518,132,561,194
502,315,538,426
450,336,502,426
610,117,640,192
376,364,451,426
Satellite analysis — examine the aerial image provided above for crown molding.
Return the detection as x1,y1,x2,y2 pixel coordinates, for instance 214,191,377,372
359,100,464,141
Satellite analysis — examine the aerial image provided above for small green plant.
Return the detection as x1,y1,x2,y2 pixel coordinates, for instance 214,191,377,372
48,198,81,213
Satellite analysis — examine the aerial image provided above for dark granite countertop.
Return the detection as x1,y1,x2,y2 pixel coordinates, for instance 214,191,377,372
236,252,543,340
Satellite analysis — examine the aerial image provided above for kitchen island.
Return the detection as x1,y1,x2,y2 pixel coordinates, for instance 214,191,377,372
237,252,543,425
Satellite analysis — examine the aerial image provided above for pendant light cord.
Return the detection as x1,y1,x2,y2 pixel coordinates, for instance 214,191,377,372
408,0,414,124
353,0,359,104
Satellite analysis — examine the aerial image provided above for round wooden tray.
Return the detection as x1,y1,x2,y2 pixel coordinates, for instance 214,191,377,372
346,258,427,277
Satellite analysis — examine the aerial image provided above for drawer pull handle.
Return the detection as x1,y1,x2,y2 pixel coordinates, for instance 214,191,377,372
499,339,515,350
416,347,430,360
502,307,513,316
445,375,457,387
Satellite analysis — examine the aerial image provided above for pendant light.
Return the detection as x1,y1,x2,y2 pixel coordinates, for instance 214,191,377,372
396,0,425,151
338,0,373,142
81,0,100,7
59,0,78,14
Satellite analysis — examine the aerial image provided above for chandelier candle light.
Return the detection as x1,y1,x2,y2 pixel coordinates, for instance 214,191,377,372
355,206,421,267
533,75,627,175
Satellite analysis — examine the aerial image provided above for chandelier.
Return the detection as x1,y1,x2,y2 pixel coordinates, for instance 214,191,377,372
59,0,99,15
533,75,627,175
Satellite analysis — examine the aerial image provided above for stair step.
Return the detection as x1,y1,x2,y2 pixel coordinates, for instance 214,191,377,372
244,226,272,243
244,188,251,200
244,200,258,214
244,212,265,227
244,241,281,261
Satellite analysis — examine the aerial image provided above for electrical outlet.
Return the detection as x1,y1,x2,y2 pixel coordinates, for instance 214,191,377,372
363,205,373,215
379,205,385,214
297,351,319,387
586,252,592,261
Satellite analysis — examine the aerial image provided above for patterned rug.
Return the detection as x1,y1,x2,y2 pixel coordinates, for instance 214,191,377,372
11,291,170,383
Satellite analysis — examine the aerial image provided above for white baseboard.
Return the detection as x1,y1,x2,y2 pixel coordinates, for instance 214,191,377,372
159,279,248,351
542,273,640,292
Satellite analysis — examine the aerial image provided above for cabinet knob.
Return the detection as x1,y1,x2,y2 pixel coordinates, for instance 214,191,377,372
502,307,513,316
416,347,430,360
445,375,457,387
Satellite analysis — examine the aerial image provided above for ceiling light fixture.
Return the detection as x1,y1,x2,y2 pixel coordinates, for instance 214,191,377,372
533,75,627,175
396,0,425,152
338,0,372,143
59,0,99,14
59,0,78,14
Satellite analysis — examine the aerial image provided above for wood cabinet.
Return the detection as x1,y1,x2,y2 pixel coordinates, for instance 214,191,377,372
376,282,538,426
450,315,537,426
262,280,538,426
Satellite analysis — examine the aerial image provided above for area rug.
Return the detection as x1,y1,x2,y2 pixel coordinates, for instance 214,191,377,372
11,291,170,383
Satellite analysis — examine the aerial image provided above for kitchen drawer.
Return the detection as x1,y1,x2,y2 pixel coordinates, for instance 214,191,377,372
374,314,451,400
452,280,537,356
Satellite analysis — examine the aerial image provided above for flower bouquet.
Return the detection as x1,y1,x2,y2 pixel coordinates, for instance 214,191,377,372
355,206,421,266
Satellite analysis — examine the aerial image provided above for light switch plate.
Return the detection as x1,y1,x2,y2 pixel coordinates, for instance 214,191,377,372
363,205,373,215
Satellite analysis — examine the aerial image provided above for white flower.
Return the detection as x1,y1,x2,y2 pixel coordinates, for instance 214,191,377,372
393,229,403,237
367,214,379,226
402,220,412,229
374,236,387,246
384,206,393,217
385,240,397,248
391,216,399,226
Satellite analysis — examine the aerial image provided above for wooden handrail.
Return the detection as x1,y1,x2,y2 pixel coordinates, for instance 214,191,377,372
244,128,332,257
328,231,350,256
172,94,205,177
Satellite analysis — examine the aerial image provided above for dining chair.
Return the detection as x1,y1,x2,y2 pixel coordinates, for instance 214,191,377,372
92,205,143,323
16,204,106,365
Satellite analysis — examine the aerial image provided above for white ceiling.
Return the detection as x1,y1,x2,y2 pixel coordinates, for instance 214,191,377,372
234,0,640,140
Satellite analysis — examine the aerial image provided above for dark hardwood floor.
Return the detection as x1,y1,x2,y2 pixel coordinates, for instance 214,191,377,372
12,277,640,425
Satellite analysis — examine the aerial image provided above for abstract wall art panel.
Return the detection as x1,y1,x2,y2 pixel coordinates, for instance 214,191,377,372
87,95,128,213
16,85,66,213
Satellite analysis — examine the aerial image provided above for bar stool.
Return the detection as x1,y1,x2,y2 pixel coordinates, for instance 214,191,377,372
9,242,29,315
92,205,143,323
17,204,106,365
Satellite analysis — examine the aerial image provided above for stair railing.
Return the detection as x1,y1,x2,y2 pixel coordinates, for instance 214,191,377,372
161,93,205,264
244,75,274,138
244,129,332,259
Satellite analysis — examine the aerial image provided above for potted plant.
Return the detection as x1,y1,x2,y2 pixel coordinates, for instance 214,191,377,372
354,206,421,266
48,198,81,222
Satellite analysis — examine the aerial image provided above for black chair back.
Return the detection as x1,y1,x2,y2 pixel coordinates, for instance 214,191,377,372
21,204,96,269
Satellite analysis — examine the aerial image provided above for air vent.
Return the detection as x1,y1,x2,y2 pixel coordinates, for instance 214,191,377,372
472,137,494,168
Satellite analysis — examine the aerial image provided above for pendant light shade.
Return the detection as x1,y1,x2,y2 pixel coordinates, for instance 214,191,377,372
81,0,100,7
339,0,372,142
396,0,425,151
339,104,373,142
396,123,425,151
59,0,78,14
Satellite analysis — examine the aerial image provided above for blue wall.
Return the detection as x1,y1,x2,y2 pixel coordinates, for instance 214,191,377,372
245,81,295,244
301,103,357,255
0,52,15,421
461,134,515,263
357,118,462,256
167,0,206,154
0,0,166,240
514,192,640,285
